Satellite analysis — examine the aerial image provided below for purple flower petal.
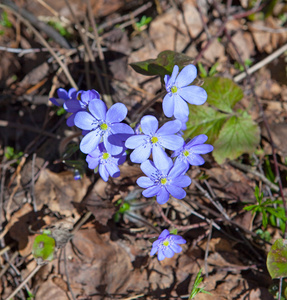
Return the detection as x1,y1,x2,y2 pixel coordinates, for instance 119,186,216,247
137,177,154,188
157,120,182,135
89,99,107,120
170,243,182,253
157,249,165,261
168,161,187,179
66,114,76,127
176,64,197,88
187,134,208,147
150,245,158,256
162,246,174,258
152,146,172,170
172,175,191,187
57,88,69,100
162,93,174,117
142,185,161,198
105,163,120,178
187,154,205,165
172,235,186,244
168,65,179,86
74,111,96,130
99,164,109,181
140,160,158,178
106,103,127,123
174,94,189,120
158,229,170,239
64,99,82,113
130,143,151,163
160,135,184,150
156,188,170,204
166,185,186,199
141,115,158,135
79,130,101,154
179,86,207,105
110,123,134,137
104,134,124,155
190,144,214,154
125,135,147,149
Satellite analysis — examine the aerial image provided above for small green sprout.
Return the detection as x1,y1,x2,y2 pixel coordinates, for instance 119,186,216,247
189,269,211,299
244,186,287,232
198,62,219,78
4,146,23,163
135,15,152,31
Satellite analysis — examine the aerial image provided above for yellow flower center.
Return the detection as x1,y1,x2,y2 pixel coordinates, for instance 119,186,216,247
171,86,178,93
183,150,189,157
102,153,109,160
160,178,167,185
151,136,158,144
100,123,108,131
163,240,169,246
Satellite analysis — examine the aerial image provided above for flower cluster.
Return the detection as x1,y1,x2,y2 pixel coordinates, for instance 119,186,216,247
49,64,213,261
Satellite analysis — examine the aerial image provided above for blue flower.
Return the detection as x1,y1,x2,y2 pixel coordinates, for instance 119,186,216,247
86,142,126,181
64,89,100,126
163,64,207,120
150,229,186,261
172,134,213,167
125,115,184,170
74,99,134,155
49,88,77,107
137,158,191,205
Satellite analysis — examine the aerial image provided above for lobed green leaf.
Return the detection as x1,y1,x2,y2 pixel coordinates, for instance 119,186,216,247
267,239,287,279
212,114,260,164
202,77,244,113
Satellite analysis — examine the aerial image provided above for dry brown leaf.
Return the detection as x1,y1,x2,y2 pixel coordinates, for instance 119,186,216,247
34,169,90,217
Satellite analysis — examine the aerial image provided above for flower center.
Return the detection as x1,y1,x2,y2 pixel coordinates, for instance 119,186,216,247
163,240,169,246
171,86,178,93
183,150,190,157
100,123,108,131
102,153,109,160
151,136,158,144
160,177,167,185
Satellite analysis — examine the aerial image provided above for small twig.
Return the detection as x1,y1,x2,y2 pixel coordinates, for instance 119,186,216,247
0,3,78,89
157,203,209,231
122,294,145,300
204,221,213,278
234,43,287,83
63,247,76,300
229,160,279,192
31,153,37,212
87,0,111,98
193,179,231,221
278,276,283,300
0,119,61,140
98,2,153,31
131,91,166,123
2,0,71,49
4,264,43,300
64,0,111,105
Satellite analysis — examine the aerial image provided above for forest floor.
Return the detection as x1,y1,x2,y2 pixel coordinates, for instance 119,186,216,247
0,0,287,299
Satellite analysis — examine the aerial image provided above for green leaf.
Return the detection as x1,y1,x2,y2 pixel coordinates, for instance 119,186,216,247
202,77,244,113
32,234,56,262
212,114,260,164
129,50,193,77
184,105,228,144
267,239,287,279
